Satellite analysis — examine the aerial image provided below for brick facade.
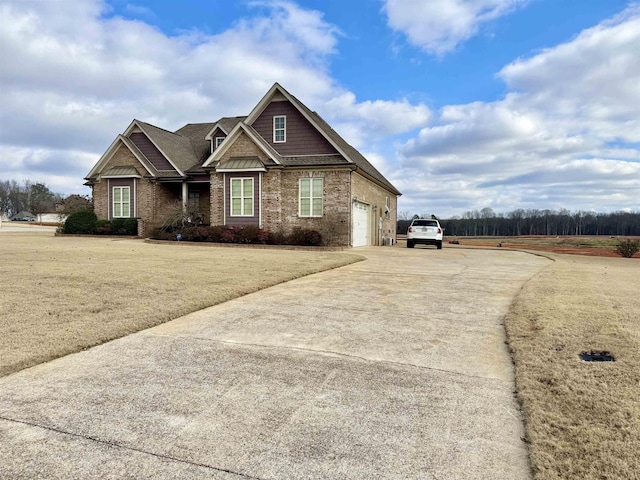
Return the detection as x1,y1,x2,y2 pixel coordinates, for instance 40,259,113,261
91,144,182,233
88,86,400,245
91,145,146,221
265,168,351,245
209,173,224,225
351,172,398,245
219,130,270,163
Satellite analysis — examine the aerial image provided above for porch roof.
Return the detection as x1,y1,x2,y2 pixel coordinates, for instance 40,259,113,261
216,156,266,172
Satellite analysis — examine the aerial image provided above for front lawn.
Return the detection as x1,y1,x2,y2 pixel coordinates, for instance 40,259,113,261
0,232,361,376
505,253,639,479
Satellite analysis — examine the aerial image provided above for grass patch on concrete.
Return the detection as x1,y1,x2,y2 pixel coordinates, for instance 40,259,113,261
0,232,362,377
505,254,639,480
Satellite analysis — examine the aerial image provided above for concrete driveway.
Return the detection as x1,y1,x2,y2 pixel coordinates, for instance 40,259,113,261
0,246,549,479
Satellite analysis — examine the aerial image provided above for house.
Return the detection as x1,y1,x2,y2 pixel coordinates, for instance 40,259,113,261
56,194,93,214
10,211,36,221
85,83,400,246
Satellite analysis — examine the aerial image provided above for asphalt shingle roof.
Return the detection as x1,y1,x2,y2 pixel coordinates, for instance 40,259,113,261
98,88,399,196
280,155,350,166
136,121,198,175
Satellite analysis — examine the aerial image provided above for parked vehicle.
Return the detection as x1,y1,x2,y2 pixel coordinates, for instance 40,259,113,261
407,218,443,249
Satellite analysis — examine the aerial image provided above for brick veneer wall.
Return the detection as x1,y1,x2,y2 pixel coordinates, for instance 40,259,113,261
210,173,224,225
92,144,183,234
210,130,270,226
267,168,351,245
220,130,270,163
351,172,398,245
92,146,147,221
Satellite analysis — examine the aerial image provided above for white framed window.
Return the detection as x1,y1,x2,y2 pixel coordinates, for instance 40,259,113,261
273,115,286,143
230,178,254,216
215,136,225,148
299,178,323,217
112,186,130,218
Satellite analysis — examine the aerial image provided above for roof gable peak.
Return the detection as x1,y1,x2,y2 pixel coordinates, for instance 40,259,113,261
202,122,282,168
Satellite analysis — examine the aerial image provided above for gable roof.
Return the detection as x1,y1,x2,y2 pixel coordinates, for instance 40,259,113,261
85,132,157,180
87,84,400,195
174,122,216,163
302,107,401,195
202,122,283,168
204,117,246,140
245,83,401,195
135,121,194,176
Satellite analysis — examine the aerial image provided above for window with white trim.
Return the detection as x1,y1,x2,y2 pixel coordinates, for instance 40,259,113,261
230,178,254,216
215,137,225,148
273,115,286,143
299,178,323,217
112,186,130,218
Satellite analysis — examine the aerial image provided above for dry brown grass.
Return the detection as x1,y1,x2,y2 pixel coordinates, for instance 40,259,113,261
505,253,640,480
444,235,640,258
0,232,362,377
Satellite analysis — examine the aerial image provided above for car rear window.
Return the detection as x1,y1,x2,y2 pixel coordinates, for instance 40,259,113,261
412,220,438,227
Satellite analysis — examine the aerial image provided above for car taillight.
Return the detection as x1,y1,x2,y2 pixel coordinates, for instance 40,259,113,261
408,227,412,233
437,228,442,234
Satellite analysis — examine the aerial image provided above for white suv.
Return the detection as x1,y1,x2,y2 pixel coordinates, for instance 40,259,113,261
406,218,443,249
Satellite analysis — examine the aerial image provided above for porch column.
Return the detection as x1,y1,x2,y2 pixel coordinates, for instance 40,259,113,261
182,182,188,213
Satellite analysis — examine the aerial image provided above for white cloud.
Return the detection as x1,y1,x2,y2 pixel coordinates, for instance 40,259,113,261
395,4,640,215
383,0,526,55
325,92,430,139
0,0,426,195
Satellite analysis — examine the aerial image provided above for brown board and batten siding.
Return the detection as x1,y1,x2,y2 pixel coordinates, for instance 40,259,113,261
251,101,338,156
129,132,175,171
224,172,260,227
108,178,135,219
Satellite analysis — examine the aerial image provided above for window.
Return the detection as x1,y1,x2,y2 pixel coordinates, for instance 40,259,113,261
273,115,286,143
188,191,200,211
215,137,225,148
112,186,130,218
299,178,323,217
230,178,253,216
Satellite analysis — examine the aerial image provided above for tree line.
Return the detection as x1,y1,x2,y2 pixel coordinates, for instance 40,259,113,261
0,179,91,219
398,208,640,236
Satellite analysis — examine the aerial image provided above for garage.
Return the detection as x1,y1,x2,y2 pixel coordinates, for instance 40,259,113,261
352,201,370,247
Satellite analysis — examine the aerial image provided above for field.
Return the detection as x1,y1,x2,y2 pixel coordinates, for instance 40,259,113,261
445,235,640,258
0,232,362,377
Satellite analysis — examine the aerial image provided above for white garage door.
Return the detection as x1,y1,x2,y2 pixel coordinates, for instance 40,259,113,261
352,201,369,247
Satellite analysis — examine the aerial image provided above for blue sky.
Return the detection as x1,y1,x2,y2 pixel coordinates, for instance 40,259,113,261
1,0,638,217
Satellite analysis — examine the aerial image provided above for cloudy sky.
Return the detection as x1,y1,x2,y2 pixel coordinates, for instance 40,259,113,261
1,0,638,218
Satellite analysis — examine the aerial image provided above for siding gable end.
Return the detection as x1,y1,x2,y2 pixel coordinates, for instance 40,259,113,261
251,100,338,156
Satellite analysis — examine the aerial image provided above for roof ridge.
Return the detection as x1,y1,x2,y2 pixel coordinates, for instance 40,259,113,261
137,120,181,137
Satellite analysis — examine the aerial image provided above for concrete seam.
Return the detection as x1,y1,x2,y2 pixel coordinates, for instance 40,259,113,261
144,333,507,382
0,415,264,480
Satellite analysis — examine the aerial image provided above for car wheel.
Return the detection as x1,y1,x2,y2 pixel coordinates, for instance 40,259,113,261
407,241,415,248
436,241,442,249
